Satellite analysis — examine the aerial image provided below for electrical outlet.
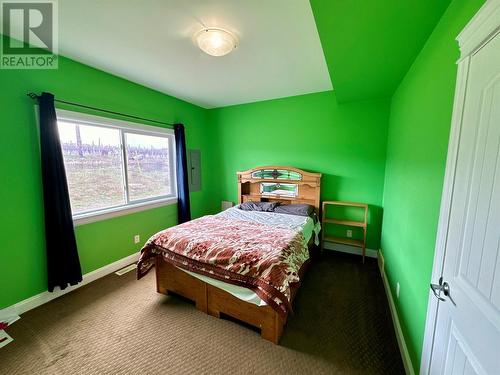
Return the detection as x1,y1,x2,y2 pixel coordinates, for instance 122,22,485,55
134,234,140,244
396,282,400,299
346,230,353,238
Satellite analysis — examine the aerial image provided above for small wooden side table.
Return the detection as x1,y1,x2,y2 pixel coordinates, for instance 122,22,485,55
321,201,368,262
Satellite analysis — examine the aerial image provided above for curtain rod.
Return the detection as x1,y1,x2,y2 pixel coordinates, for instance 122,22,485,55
27,92,175,128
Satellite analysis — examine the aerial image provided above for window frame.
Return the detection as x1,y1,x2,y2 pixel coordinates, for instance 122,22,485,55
55,109,177,226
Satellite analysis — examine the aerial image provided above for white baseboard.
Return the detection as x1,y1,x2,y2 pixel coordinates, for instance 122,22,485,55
378,250,415,375
0,252,140,317
323,241,378,258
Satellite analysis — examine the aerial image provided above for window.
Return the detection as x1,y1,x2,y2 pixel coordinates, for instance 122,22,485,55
56,109,176,222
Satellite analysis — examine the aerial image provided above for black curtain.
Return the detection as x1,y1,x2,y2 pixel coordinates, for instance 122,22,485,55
174,123,191,224
39,92,82,292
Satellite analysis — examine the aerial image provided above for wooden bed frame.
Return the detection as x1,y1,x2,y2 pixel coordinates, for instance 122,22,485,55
155,166,321,344
237,165,321,212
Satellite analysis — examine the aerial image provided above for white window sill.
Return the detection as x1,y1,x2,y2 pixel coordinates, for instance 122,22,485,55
73,197,178,226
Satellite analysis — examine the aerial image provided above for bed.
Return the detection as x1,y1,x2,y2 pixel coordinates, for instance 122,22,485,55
137,166,321,343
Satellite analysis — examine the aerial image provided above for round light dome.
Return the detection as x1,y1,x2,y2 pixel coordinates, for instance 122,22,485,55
196,28,238,57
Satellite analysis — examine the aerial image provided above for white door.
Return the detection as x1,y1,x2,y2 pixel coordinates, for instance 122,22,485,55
427,30,500,375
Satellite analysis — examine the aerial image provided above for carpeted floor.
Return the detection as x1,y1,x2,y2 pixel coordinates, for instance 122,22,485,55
1,252,405,374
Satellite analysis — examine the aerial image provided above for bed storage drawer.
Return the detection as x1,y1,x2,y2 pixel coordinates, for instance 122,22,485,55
206,284,284,344
155,256,207,313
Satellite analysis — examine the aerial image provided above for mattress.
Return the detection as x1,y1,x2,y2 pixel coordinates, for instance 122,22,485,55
176,207,321,306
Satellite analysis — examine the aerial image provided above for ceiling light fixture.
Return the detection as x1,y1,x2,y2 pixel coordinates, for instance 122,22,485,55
195,27,238,57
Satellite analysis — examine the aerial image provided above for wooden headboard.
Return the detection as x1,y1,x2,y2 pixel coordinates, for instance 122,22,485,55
237,166,322,213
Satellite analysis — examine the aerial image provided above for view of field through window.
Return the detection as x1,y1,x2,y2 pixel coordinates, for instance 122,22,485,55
125,132,170,201
57,120,171,214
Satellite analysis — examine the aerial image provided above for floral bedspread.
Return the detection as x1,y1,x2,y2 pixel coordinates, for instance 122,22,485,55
137,214,309,317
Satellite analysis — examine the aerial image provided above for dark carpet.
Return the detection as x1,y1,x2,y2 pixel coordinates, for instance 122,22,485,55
1,252,405,374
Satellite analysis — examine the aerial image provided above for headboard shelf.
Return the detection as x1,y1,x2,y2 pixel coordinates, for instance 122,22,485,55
237,166,322,213
241,194,314,202
238,178,320,187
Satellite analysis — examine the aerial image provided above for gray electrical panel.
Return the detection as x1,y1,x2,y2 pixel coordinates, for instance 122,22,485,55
187,149,201,192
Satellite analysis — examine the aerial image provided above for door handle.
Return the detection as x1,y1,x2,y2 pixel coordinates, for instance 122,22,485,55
430,277,456,305
430,277,446,301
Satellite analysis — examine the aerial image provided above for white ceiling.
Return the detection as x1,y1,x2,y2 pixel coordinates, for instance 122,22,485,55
55,0,332,108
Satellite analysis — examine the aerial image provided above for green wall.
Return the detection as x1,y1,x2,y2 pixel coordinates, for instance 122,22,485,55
206,91,390,249
380,0,485,371
310,0,451,102
0,35,211,308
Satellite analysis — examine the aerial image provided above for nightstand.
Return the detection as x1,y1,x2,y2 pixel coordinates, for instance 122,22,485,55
321,201,368,262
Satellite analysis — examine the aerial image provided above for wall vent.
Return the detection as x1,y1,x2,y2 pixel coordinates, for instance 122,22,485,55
115,263,137,276
221,201,233,211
